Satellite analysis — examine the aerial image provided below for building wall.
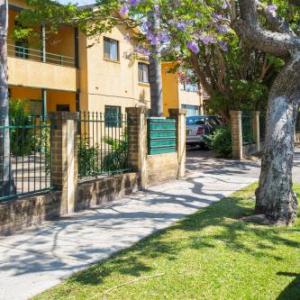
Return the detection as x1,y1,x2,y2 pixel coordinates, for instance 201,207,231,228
162,61,203,116
83,25,150,114
161,62,180,116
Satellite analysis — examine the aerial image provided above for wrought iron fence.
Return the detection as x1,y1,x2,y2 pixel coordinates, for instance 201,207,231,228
242,111,254,145
0,115,52,201
78,112,129,179
8,41,75,67
260,112,266,142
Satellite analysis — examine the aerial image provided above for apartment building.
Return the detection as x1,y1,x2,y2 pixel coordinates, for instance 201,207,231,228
162,62,206,117
7,0,151,118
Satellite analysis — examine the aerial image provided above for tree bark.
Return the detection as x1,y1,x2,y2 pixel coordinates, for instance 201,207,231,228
235,0,300,224
0,0,13,197
148,10,163,117
256,57,300,225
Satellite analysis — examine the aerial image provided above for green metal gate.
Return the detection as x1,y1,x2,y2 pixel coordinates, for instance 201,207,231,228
147,118,177,155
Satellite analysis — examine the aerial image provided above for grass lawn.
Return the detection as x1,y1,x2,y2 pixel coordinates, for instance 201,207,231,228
35,184,300,300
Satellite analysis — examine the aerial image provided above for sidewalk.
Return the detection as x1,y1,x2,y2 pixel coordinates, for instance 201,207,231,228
0,158,260,300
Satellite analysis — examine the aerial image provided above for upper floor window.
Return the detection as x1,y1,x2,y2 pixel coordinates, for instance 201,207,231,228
138,62,149,83
180,82,198,93
104,37,119,61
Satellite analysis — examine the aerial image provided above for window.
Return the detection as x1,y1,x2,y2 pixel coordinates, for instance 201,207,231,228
182,104,200,117
105,105,121,127
104,37,119,61
56,104,70,112
180,82,198,93
138,63,149,83
15,40,29,59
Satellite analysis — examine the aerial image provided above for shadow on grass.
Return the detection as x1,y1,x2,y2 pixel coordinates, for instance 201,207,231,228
69,188,300,289
277,272,300,300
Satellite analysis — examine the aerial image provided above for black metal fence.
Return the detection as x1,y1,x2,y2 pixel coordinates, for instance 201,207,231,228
242,111,254,145
78,112,129,179
0,115,52,201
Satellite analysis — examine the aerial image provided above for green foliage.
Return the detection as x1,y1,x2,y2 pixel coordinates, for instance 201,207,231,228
102,136,128,173
205,126,232,158
9,99,34,156
78,139,100,177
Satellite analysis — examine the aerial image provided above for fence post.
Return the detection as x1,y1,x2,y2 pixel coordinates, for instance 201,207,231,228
49,112,78,215
169,108,187,179
230,110,243,160
126,107,148,189
252,111,261,152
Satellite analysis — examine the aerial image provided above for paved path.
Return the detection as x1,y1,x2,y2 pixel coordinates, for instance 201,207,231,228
0,153,262,300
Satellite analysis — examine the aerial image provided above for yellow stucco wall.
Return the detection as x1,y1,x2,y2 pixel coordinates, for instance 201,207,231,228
9,86,76,113
8,1,77,93
162,62,180,116
162,61,203,116
83,25,151,114
47,90,76,112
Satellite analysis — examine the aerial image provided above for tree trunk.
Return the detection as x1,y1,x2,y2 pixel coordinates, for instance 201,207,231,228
148,10,163,117
0,0,13,197
255,55,300,225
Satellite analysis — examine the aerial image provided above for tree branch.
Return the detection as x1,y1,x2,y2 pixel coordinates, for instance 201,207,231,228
233,0,300,58
190,53,214,96
258,3,295,36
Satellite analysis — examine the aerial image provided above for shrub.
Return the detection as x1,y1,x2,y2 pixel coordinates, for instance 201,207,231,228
205,126,232,158
78,139,100,177
9,99,34,156
102,136,128,173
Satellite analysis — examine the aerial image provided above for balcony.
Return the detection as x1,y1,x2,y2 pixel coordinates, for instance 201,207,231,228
7,41,77,92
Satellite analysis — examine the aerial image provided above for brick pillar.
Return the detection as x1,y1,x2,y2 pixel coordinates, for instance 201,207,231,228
126,107,148,189
230,110,243,160
169,108,187,179
252,111,261,152
50,112,78,215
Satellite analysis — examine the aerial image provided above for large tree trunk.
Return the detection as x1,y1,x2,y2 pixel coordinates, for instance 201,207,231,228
0,0,12,197
255,56,300,225
148,10,163,117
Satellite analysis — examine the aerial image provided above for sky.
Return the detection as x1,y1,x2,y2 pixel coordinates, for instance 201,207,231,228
58,0,95,5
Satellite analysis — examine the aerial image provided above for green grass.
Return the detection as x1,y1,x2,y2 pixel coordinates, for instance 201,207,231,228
35,184,300,300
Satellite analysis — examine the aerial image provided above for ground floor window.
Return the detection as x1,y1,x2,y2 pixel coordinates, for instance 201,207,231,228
56,104,70,112
105,105,121,127
181,104,200,116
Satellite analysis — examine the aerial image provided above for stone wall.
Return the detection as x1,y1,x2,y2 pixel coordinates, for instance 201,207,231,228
76,173,139,210
147,153,179,185
0,191,61,236
0,172,138,236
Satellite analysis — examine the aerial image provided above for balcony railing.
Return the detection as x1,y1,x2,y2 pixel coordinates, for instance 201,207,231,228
8,42,75,67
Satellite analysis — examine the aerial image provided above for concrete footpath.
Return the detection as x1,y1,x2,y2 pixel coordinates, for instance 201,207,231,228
0,154,261,300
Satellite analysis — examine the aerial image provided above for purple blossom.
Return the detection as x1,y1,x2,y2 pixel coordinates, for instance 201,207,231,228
218,40,228,52
221,1,228,10
159,32,170,43
129,0,141,7
146,32,160,46
216,24,229,34
176,22,187,31
266,4,277,17
187,41,200,54
119,5,129,17
135,45,150,56
199,34,217,45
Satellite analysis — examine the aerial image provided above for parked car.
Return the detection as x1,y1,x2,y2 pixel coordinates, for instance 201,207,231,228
186,115,222,148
